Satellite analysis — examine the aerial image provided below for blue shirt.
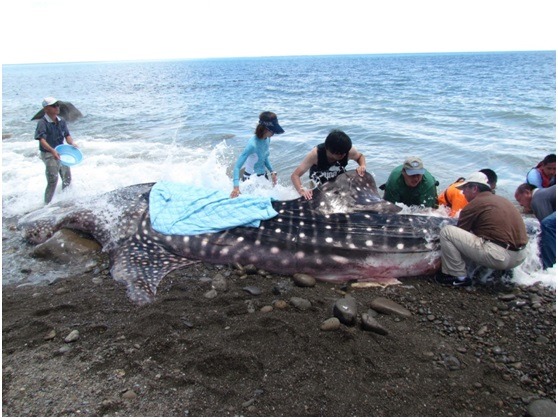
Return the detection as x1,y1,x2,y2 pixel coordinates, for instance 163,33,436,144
34,115,71,152
233,135,273,187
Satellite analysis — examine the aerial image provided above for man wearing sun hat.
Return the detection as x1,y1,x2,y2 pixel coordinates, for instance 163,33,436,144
436,172,528,287
383,156,438,208
34,96,79,204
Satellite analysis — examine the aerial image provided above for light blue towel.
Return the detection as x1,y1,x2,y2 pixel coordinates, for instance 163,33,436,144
149,181,278,235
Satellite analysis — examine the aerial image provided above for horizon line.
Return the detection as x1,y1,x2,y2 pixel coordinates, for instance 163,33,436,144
2,49,555,67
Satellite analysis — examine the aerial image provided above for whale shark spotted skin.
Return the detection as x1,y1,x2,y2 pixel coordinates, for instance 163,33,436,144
18,172,453,305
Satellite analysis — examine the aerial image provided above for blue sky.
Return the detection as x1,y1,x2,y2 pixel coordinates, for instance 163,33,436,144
1,0,556,64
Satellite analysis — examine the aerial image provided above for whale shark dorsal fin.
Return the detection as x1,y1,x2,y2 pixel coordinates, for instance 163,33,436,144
314,170,401,214
110,231,198,305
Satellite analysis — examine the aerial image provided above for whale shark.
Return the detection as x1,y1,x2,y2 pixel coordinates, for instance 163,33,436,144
18,171,453,305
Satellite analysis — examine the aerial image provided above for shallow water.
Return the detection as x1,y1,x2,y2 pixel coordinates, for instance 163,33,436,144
2,52,556,287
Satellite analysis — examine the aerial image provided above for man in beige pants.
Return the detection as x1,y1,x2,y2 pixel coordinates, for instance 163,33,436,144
436,172,528,287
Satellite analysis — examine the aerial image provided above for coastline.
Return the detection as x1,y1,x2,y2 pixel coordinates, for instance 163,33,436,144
2,256,555,416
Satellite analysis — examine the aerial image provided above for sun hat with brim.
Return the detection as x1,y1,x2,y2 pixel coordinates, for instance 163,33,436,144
403,156,425,176
456,172,490,189
259,117,285,134
42,97,59,107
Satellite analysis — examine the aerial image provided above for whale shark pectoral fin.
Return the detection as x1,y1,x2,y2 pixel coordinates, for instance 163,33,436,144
109,238,198,305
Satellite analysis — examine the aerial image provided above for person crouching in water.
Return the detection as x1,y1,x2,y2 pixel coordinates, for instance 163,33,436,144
290,129,366,200
436,172,528,287
382,156,438,209
230,111,284,198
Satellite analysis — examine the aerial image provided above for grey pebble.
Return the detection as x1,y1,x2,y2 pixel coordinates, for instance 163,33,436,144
361,313,388,335
320,317,341,331
212,274,228,291
526,399,556,417
204,289,218,299
243,286,262,296
289,297,312,310
55,345,72,355
292,273,316,287
64,330,79,343
370,297,412,318
333,296,357,326
121,389,137,399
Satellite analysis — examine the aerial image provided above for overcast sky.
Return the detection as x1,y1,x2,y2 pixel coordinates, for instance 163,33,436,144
1,0,556,65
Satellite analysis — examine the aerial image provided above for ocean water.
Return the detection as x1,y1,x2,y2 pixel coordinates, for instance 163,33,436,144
2,51,556,286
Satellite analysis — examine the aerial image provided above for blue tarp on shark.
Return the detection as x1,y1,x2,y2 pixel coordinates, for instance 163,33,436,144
149,181,278,235
18,171,454,305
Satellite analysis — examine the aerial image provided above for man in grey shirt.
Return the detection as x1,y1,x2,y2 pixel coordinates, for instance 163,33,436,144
515,184,556,269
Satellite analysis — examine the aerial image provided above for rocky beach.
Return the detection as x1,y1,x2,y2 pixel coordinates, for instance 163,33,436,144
2,233,556,417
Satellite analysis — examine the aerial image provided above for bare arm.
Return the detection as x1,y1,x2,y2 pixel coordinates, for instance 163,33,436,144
348,147,366,176
39,138,61,160
290,148,318,200
65,134,78,147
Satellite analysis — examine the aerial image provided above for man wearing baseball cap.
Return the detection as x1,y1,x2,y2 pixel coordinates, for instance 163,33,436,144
34,96,79,204
436,172,528,287
382,156,438,208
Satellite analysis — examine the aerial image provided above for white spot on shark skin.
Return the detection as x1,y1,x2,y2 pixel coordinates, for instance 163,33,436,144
299,233,306,238
182,236,190,243
331,255,350,264
366,240,374,246
398,228,404,233
348,243,357,249
220,248,230,255
277,218,283,222
397,243,404,250
299,221,305,226
325,225,332,230
325,237,333,243
236,236,245,242
295,251,305,259
255,240,261,245
275,228,281,233
271,247,280,254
